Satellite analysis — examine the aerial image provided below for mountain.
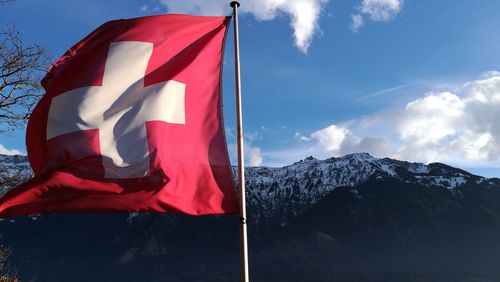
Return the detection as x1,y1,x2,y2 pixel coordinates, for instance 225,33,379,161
245,152,495,225
0,154,32,196
261,176,500,281
1,153,500,281
3,152,494,223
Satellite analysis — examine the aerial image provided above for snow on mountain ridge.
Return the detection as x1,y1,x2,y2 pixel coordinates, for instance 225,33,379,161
242,153,485,224
0,154,33,196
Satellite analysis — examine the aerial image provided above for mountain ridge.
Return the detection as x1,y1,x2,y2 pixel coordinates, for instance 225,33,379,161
243,152,498,224
3,152,499,225
2,152,499,211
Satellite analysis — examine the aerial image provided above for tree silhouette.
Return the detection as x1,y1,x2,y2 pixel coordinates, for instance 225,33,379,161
0,244,18,282
0,25,49,133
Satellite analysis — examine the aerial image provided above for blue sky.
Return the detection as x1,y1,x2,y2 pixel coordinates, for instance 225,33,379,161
1,0,500,177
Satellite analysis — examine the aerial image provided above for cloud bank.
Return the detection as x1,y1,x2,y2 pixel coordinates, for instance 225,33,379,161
0,144,23,155
298,71,500,166
159,0,328,53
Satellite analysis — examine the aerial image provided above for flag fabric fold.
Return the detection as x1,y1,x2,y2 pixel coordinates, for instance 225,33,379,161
0,14,239,218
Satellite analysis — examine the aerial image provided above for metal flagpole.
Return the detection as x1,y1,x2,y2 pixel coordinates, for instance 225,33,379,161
230,1,249,282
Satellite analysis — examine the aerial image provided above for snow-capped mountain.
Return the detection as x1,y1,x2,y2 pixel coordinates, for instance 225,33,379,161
1,152,498,224
244,152,496,224
0,154,32,196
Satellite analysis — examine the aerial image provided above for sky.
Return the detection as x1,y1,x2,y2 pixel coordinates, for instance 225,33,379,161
1,0,500,177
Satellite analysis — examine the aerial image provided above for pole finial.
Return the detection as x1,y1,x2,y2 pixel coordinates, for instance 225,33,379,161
230,1,240,8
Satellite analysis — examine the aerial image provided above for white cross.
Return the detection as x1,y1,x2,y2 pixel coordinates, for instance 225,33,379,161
46,41,186,179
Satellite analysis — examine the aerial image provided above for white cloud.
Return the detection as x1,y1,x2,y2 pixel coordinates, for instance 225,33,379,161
244,132,264,166
226,128,264,166
350,14,364,32
397,92,465,145
0,144,24,155
295,132,311,141
310,124,350,151
228,141,264,167
159,0,329,53
480,70,500,79
351,0,403,32
139,4,161,14
360,0,403,22
246,144,263,166
305,125,393,159
298,72,500,167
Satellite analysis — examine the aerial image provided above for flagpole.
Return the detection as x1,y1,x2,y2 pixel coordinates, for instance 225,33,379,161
230,2,249,282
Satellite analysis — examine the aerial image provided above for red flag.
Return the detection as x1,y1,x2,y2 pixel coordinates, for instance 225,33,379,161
0,15,239,217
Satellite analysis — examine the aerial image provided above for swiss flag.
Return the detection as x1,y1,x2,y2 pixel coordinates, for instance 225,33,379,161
0,15,239,217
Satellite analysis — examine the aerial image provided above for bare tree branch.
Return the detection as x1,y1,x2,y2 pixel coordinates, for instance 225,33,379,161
0,25,50,133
